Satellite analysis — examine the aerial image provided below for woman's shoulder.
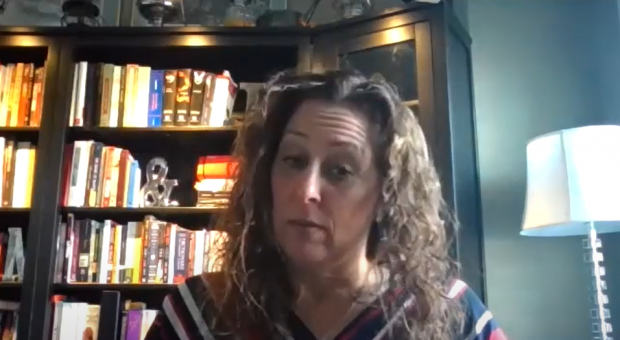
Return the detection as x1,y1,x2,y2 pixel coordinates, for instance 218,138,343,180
448,280,508,340
164,272,225,308
151,273,228,340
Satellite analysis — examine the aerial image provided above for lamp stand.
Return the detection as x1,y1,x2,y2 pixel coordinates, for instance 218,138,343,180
584,222,613,340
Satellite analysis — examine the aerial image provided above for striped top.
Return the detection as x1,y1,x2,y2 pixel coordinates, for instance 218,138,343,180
143,274,507,340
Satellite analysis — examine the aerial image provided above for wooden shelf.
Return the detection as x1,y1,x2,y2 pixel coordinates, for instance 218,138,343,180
61,207,222,227
53,283,175,292
67,126,238,154
69,126,237,134
0,127,39,142
0,282,22,300
0,208,30,213
0,127,38,132
0,208,30,227
53,283,175,308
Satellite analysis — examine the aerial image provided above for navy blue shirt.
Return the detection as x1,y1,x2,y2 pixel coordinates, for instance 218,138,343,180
144,275,507,340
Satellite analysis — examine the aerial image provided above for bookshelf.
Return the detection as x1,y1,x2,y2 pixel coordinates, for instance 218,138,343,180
0,3,484,340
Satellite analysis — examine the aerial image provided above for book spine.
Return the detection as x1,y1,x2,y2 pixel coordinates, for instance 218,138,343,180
173,69,191,126
162,70,177,126
189,70,206,125
148,70,164,127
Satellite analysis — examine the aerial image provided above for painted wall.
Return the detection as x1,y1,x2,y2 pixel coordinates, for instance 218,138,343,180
468,0,620,339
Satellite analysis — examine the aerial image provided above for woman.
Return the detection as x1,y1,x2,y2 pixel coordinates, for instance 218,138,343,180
144,70,507,340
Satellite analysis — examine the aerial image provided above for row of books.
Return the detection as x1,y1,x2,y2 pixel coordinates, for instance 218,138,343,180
0,301,19,340
55,215,227,285
0,227,24,283
0,63,46,128
61,141,141,208
0,138,36,208
69,62,237,129
51,297,156,340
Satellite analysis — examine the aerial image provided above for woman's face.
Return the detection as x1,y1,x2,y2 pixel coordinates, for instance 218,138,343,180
271,99,381,271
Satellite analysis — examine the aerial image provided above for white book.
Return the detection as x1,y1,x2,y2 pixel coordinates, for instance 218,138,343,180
75,61,89,127
11,142,31,207
0,65,14,126
167,223,177,284
0,137,5,201
68,140,92,207
109,65,122,127
51,301,64,340
69,63,80,127
0,66,5,120
58,303,79,340
122,65,137,127
135,66,152,127
132,166,141,208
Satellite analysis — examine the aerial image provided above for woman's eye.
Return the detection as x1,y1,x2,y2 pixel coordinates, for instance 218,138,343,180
327,164,353,182
282,155,307,169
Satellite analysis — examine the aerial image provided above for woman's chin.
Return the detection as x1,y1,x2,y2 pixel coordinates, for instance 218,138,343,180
285,244,329,268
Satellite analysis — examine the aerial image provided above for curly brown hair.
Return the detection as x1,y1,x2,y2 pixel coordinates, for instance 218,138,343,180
212,69,464,340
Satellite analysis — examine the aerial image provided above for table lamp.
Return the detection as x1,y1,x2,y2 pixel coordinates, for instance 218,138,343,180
521,125,620,340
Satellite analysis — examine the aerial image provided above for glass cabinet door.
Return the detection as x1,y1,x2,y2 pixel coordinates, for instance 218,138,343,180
313,23,434,141
313,25,428,110
313,23,435,117
340,40,417,103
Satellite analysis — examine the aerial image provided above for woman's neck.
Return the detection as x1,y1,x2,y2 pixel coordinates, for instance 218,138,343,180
291,256,376,303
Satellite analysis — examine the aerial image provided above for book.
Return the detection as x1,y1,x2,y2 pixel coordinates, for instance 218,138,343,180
69,62,238,129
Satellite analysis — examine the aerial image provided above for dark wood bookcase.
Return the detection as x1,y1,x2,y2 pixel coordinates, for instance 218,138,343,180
0,3,483,340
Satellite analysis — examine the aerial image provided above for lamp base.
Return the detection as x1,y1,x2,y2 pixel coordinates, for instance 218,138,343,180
584,222,613,340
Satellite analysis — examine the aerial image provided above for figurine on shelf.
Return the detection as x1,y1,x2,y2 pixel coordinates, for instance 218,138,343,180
332,0,372,19
238,82,265,118
223,0,257,27
2,228,24,283
60,0,101,26
139,157,179,207
136,0,185,27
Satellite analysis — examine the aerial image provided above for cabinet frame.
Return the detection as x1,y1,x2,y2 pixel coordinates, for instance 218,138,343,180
0,4,484,340
0,33,64,340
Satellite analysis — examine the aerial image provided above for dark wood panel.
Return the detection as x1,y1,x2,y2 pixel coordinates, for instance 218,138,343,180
53,283,174,309
62,207,221,228
0,127,39,144
17,41,65,340
0,208,30,230
9,43,62,340
67,126,237,155
0,26,310,37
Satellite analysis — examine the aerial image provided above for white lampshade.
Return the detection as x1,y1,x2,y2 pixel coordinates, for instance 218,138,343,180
521,125,620,237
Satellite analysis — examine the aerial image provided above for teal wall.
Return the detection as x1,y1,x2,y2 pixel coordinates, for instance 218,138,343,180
468,0,620,339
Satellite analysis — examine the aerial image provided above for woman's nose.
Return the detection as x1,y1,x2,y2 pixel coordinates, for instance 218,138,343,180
294,165,321,204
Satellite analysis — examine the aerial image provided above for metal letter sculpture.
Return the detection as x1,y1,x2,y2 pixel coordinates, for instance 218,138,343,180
2,228,24,282
139,157,179,207
239,82,265,115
